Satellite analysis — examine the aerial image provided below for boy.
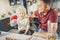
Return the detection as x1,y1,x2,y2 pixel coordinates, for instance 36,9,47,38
10,6,30,35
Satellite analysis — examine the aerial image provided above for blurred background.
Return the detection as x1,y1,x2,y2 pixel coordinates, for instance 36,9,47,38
0,0,60,37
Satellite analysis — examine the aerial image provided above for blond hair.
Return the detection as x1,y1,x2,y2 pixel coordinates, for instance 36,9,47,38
16,6,26,17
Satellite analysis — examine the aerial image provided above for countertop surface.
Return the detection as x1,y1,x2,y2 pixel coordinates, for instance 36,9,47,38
0,31,59,40
0,31,46,40
0,31,31,40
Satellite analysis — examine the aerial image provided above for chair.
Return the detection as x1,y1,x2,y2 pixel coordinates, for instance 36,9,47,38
30,17,40,32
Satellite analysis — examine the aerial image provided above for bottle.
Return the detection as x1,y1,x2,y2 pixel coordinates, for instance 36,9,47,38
47,21,51,34
47,21,56,40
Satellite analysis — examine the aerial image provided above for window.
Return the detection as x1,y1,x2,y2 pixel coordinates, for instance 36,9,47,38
9,0,21,6
52,0,60,13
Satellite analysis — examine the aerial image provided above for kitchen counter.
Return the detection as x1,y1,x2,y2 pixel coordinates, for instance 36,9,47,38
0,31,59,40
0,31,46,40
0,31,31,40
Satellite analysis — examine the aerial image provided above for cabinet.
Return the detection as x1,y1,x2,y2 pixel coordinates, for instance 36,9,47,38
57,16,60,35
0,18,10,31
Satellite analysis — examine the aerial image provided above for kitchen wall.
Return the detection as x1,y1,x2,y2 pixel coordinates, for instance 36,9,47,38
0,0,13,20
0,0,24,20
0,0,11,12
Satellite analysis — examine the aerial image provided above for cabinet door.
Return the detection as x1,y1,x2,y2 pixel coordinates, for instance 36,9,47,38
0,18,10,31
0,20,6,31
57,16,60,35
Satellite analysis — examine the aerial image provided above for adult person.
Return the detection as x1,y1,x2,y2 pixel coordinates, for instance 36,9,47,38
29,0,58,39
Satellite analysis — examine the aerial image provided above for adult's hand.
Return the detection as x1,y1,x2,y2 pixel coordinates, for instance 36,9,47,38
32,32,48,38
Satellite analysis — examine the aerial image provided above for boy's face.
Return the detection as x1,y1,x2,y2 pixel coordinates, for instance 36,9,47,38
17,10,25,19
37,0,45,13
